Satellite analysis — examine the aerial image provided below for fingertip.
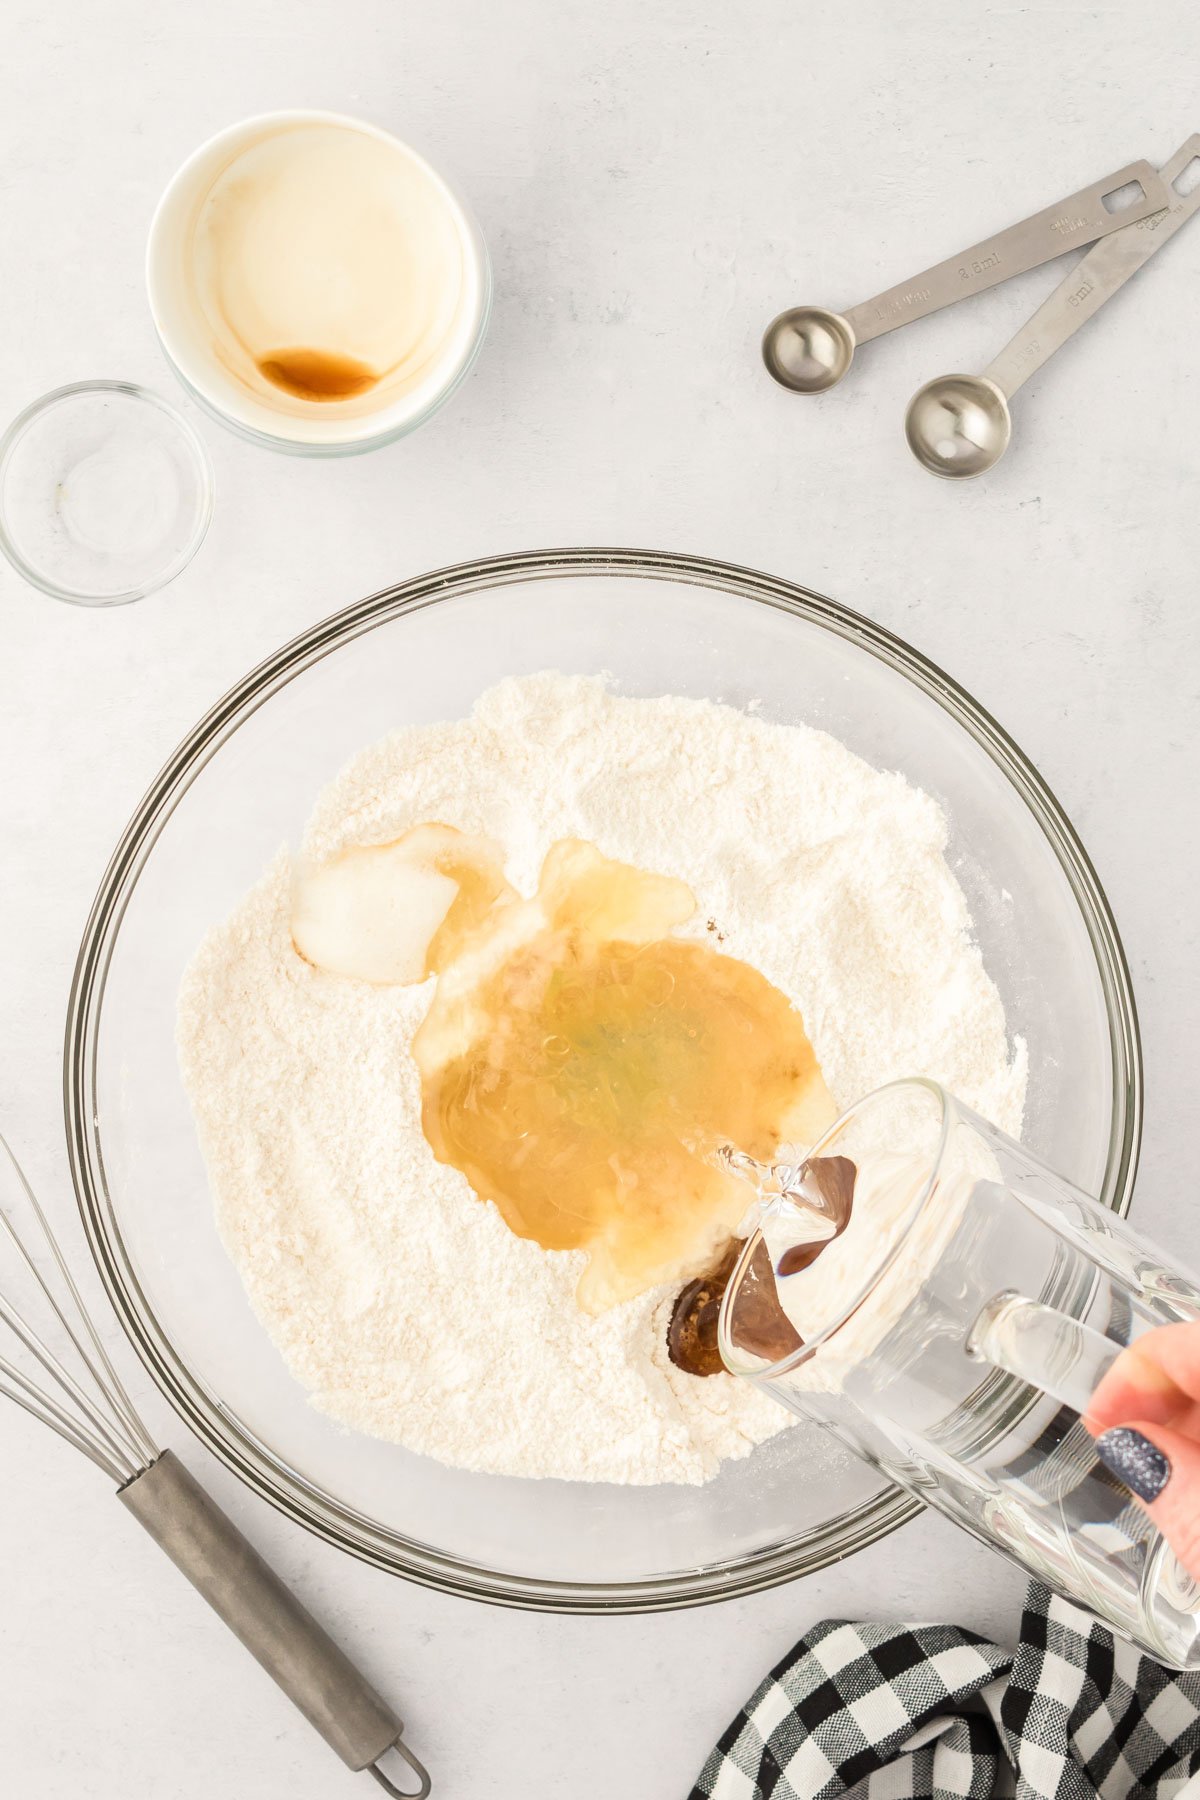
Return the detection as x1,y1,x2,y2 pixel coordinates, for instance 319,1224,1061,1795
1094,1421,1200,1582
1086,1345,1186,1434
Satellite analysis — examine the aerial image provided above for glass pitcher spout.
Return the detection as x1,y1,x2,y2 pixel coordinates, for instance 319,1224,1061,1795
718,1144,849,1244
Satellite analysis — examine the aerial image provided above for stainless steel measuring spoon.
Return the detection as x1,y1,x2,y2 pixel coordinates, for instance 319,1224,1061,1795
905,134,1200,477
762,160,1168,393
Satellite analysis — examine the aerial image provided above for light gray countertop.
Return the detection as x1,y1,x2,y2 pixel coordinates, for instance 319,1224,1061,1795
2,3,1199,1795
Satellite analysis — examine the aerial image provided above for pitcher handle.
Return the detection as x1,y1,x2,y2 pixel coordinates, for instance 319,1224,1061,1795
967,1289,1122,1416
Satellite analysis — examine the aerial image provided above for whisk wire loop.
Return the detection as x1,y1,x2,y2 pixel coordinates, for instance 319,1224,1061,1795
0,1131,157,1482
0,1349,130,1481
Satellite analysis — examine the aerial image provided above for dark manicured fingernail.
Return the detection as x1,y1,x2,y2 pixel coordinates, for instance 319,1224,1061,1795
1095,1427,1171,1502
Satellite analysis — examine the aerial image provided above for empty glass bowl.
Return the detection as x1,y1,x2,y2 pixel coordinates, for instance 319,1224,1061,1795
0,382,213,605
65,549,1141,1610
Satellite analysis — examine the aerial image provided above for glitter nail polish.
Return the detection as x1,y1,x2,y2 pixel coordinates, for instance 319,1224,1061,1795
1095,1427,1171,1502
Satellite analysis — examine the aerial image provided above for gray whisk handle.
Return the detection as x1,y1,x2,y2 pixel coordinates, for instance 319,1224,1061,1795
119,1451,424,1789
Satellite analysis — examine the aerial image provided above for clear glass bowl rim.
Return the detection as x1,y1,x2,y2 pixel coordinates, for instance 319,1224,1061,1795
63,546,1144,1612
0,379,215,605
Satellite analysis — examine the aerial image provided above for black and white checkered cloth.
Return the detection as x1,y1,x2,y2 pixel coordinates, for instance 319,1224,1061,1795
690,1584,1200,1800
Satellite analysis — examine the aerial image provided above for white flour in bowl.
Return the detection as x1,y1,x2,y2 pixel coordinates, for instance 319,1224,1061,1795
177,673,1027,1485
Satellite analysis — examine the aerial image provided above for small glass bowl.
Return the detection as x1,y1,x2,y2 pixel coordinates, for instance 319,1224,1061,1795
0,381,214,606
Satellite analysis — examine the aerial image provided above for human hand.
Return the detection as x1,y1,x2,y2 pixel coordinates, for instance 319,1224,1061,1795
1085,1320,1200,1580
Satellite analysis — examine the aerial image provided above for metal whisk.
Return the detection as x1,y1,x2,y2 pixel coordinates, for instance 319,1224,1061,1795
0,1131,431,1797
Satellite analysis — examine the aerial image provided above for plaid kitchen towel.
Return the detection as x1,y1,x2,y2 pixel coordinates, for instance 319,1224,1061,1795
690,1584,1200,1800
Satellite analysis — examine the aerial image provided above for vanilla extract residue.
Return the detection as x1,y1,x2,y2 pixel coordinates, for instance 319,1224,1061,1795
257,347,382,401
291,826,836,1314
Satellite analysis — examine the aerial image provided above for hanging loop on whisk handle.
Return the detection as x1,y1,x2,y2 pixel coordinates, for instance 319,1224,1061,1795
119,1451,430,1795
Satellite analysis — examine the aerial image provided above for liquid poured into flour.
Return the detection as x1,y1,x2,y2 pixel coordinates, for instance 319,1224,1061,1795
292,829,836,1311
181,673,1029,1485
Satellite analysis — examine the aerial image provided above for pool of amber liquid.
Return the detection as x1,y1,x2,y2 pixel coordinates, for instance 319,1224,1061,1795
413,838,833,1311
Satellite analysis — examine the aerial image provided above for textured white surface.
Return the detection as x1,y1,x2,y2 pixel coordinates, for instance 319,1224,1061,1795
1,3,1199,1796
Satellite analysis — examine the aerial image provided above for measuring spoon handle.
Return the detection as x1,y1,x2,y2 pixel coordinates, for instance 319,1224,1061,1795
845,159,1167,345
986,135,1200,398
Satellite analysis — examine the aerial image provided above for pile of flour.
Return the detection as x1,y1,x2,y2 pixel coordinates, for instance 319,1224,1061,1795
177,673,1026,1485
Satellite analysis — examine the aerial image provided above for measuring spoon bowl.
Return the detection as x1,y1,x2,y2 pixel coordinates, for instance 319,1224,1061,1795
762,307,856,393
905,135,1200,479
904,374,1012,479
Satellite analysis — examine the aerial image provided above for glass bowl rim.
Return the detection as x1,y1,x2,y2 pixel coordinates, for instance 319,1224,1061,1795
63,546,1144,1611
0,379,215,606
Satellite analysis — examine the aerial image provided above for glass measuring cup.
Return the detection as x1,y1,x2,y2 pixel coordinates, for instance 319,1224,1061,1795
719,1079,1200,1667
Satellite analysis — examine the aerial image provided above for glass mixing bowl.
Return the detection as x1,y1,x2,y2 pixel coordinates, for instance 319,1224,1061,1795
65,549,1142,1612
